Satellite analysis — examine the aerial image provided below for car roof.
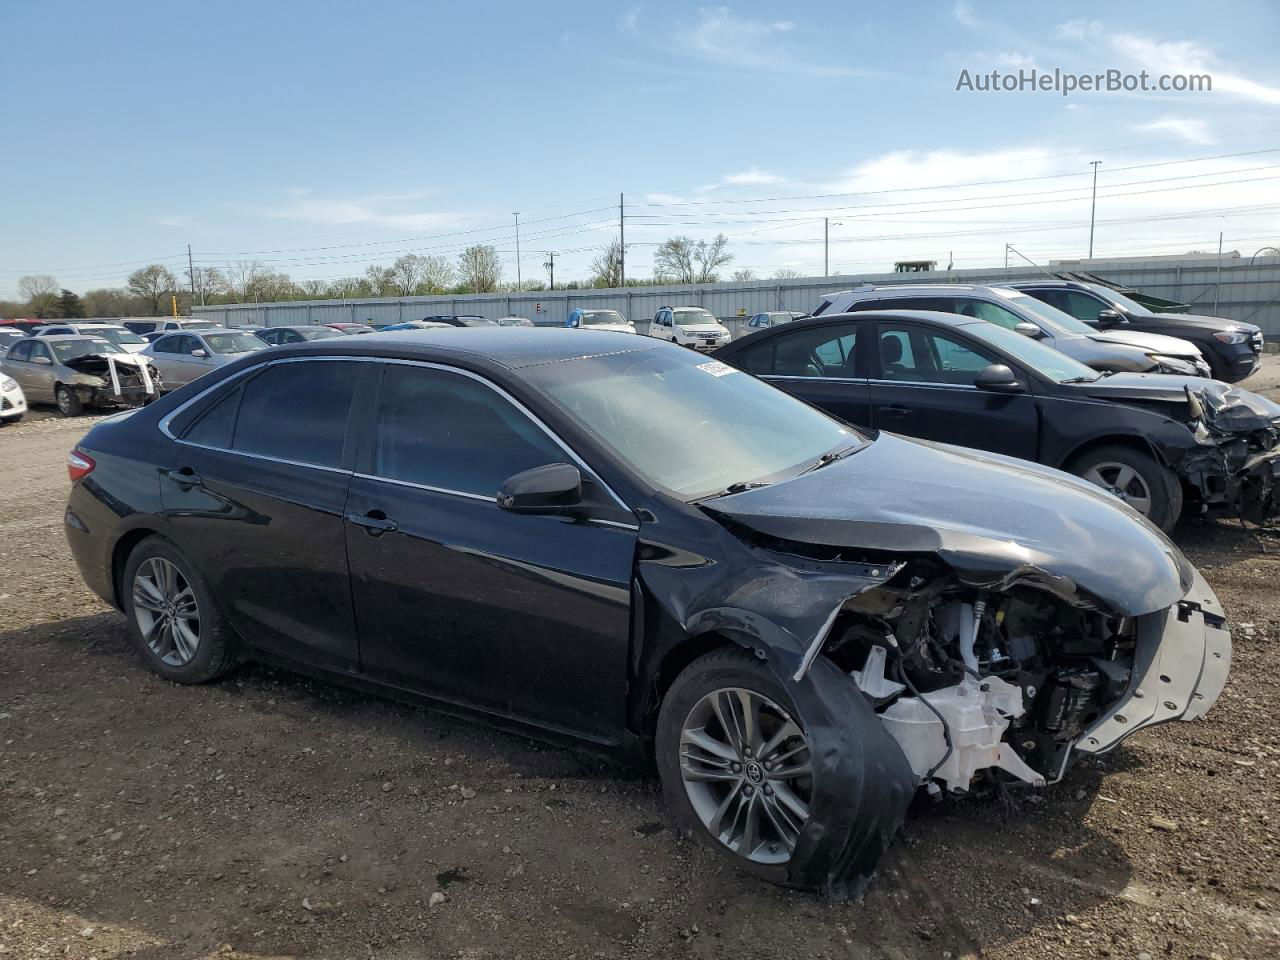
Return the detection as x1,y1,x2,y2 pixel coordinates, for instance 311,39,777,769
271,327,664,370
735,310,986,335
34,334,119,343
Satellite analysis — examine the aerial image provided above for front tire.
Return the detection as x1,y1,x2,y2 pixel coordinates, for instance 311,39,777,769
121,536,239,683
56,385,83,417
657,648,816,885
1069,444,1183,531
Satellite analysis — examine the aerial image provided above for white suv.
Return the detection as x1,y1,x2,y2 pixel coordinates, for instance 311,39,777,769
647,306,730,351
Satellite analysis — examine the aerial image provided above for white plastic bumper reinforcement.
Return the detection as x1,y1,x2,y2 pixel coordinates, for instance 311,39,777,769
1076,568,1231,754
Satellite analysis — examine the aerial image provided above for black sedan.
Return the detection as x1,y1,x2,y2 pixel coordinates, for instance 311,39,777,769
64,329,1230,893
713,310,1280,531
1012,279,1263,383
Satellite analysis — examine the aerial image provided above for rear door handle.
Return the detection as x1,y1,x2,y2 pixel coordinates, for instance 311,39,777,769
164,467,203,489
347,510,398,536
881,404,913,416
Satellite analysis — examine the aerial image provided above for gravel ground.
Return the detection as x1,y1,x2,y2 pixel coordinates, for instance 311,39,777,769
2,369,1279,960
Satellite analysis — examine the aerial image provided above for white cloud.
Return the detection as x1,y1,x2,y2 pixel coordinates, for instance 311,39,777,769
670,7,872,78
1133,116,1213,144
1108,32,1280,105
723,167,783,186
620,6,640,32
952,1,979,28
262,193,468,231
643,192,688,205
152,215,189,228
1054,19,1103,42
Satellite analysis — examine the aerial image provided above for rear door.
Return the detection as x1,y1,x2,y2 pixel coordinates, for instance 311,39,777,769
867,321,1039,458
160,358,368,671
342,361,638,740
734,321,871,427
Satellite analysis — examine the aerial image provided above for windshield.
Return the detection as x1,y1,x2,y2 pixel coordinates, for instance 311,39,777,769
461,316,498,326
967,323,1100,383
673,309,718,327
203,332,266,354
297,327,341,340
1084,283,1154,317
527,349,862,499
52,338,124,361
996,292,1098,336
582,310,629,326
78,327,146,345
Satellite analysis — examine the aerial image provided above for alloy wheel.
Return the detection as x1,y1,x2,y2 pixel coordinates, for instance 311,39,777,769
1081,461,1154,516
131,557,201,666
679,687,813,864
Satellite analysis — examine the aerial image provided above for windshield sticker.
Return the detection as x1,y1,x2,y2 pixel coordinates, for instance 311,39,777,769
696,360,738,378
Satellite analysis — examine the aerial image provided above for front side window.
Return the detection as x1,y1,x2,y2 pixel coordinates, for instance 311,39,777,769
151,335,183,354
232,361,359,467
527,349,861,500
373,365,564,497
203,332,265,354
7,341,32,361
877,325,999,385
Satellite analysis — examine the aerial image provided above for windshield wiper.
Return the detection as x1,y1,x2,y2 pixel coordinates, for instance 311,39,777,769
797,441,867,476
690,481,772,503
1060,375,1100,384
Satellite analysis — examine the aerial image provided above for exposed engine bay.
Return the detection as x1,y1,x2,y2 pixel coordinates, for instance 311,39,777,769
64,352,161,407
814,571,1139,793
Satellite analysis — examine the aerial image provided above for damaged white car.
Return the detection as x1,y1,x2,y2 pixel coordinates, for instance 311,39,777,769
0,334,161,416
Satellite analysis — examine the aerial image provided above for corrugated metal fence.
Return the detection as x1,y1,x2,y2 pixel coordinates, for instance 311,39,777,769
193,255,1280,338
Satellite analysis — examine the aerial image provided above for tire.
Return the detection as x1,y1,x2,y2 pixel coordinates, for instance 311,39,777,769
0,414,20,426
1069,444,1183,531
120,536,240,684
657,647,820,887
55,384,83,417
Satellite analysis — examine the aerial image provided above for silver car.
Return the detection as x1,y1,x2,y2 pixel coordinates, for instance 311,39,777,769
816,284,1210,377
141,329,267,390
0,334,160,415
31,322,150,353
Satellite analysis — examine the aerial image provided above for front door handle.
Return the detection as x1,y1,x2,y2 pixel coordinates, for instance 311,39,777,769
164,467,203,489
347,510,398,537
881,404,913,417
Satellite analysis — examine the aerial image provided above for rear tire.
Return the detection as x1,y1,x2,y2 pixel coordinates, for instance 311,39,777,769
55,385,83,417
1069,444,1183,531
121,536,240,684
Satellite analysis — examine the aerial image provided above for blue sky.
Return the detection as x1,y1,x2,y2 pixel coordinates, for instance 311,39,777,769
2,0,1279,298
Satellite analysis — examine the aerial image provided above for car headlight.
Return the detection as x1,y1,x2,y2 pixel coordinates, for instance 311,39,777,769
0,375,16,391
1150,355,1197,375
1212,330,1248,344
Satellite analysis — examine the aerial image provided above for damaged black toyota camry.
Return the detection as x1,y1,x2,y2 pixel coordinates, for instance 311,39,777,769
64,329,1231,896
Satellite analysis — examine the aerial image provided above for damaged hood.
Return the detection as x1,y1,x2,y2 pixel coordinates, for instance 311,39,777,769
702,432,1193,616
64,351,153,373
1076,373,1280,431
1087,329,1201,358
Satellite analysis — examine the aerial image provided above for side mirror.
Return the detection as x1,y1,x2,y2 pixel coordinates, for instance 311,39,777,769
497,463,582,514
975,363,1024,393
34,356,52,365
1096,308,1124,326
1014,322,1044,339
191,348,208,358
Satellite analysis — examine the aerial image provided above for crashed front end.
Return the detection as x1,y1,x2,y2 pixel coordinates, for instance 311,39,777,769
63,353,161,409
1177,383,1280,525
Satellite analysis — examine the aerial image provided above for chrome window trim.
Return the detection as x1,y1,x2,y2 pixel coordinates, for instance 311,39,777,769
764,373,979,390
764,374,868,385
177,439,352,475
353,472,494,503
158,354,634,515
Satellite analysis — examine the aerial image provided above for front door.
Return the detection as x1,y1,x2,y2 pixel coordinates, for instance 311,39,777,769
867,321,1039,459
159,358,366,671
343,362,637,741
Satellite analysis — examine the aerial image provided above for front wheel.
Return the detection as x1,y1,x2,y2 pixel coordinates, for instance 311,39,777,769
1069,444,1183,531
55,385,83,417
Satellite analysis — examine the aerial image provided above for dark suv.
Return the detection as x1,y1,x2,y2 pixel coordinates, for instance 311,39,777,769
1012,280,1263,383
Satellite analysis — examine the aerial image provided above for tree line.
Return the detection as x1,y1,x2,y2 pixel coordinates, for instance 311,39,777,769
2,235,806,319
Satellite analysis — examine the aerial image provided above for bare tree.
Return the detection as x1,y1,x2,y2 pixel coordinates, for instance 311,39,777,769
296,279,331,299
773,268,804,279
221,261,295,303
364,265,397,297
185,266,226,306
127,264,178,314
589,239,625,288
731,269,758,282
654,234,733,284
18,274,60,317
457,245,502,293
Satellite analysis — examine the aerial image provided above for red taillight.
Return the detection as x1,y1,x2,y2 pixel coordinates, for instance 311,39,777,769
67,449,95,483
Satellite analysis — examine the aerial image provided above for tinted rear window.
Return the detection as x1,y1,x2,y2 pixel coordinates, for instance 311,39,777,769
232,362,359,467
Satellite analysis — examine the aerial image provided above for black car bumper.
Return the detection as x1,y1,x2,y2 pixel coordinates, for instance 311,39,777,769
1210,341,1261,383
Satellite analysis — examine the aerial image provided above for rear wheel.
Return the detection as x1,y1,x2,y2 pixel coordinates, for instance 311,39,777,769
121,537,239,683
55,385,83,417
1069,444,1183,531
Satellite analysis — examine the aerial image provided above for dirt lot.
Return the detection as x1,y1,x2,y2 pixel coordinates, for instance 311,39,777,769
2,372,1279,960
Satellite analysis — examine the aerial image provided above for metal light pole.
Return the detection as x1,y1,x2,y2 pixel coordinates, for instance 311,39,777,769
824,218,829,277
619,193,626,288
513,212,522,289
1088,160,1101,259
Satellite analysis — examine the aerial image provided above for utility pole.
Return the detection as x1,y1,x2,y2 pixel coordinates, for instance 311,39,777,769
187,244,199,305
544,251,556,290
824,218,829,277
513,212,522,289
1088,160,1101,259
619,193,626,289
1213,231,1224,312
